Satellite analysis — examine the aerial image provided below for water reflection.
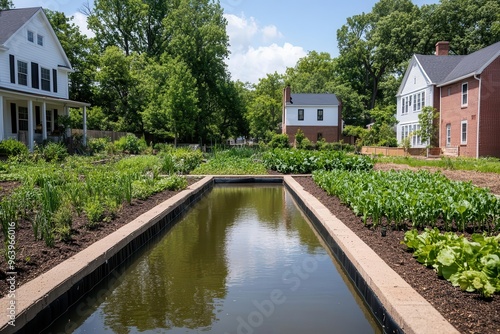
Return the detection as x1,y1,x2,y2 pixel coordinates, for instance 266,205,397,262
44,185,381,334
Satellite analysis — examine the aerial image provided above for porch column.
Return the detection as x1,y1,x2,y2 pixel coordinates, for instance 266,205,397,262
0,95,4,141
65,107,71,138
42,102,47,140
83,106,87,146
28,99,34,151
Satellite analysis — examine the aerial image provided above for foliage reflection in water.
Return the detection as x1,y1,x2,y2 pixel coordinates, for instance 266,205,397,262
44,185,381,334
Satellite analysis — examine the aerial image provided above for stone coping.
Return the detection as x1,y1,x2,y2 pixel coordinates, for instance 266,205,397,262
0,175,458,334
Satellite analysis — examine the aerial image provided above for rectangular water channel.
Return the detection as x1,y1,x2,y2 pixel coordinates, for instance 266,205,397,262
42,184,382,334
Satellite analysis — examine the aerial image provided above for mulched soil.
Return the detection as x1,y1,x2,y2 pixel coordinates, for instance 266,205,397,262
294,170,500,334
1,163,500,333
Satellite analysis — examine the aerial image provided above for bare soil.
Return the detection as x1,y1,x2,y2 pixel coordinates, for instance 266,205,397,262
1,163,500,333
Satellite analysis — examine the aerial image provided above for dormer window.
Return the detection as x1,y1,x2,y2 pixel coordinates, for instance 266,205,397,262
27,30,34,43
37,34,44,46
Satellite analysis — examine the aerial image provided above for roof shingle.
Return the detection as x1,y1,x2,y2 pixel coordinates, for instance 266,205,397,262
0,7,41,45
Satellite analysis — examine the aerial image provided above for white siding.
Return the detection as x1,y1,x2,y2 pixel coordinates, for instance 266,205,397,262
396,59,435,148
0,10,71,99
285,105,338,127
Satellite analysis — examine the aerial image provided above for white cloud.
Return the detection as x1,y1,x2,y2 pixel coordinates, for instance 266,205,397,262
224,13,305,84
71,12,95,38
261,25,283,44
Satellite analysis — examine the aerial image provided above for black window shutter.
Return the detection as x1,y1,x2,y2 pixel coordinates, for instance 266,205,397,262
35,106,41,125
9,55,15,83
31,62,39,89
52,69,58,92
54,109,58,126
10,103,17,133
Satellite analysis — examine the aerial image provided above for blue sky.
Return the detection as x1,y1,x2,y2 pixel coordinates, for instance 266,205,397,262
13,0,439,83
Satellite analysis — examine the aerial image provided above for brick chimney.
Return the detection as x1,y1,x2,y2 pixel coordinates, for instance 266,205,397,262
283,85,291,103
435,41,450,56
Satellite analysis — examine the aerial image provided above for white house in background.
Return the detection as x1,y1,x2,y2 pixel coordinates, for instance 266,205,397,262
0,7,89,151
396,41,464,148
282,86,342,144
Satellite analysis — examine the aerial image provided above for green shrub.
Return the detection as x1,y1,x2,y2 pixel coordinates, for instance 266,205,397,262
88,137,110,154
298,138,315,150
171,149,203,174
269,133,290,149
115,134,146,154
84,196,104,227
39,142,68,162
0,139,29,157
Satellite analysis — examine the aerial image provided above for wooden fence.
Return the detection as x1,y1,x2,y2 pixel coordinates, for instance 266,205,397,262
361,146,442,157
71,129,129,142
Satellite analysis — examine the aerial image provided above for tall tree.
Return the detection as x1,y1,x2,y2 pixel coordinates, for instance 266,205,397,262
336,0,422,117
88,0,147,56
45,10,98,104
162,0,230,144
428,0,500,54
0,0,12,10
246,72,284,141
285,51,337,93
142,56,199,144
96,46,143,132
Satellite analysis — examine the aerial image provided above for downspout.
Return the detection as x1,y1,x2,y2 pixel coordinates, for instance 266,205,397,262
439,86,442,151
474,73,481,159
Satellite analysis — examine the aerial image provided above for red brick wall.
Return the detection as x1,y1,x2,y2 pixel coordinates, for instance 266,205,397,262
285,126,340,143
478,57,500,158
440,77,479,158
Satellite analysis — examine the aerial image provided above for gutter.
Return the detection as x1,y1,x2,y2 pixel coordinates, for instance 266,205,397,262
474,73,481,158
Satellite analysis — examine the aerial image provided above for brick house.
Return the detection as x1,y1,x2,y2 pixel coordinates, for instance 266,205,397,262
0,7,90,151
397,41,500,158
281,86,342,144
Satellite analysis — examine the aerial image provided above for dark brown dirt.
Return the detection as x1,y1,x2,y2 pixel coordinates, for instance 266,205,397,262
294,173,500,334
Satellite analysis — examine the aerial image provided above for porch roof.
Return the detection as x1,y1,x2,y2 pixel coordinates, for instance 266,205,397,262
0,86,90,108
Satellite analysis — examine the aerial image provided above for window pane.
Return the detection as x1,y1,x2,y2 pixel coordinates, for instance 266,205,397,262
17,61,27,86
317,109,323,121
18,107,28,131
41,68,50,91
37,34,43,46
461,122,467,143
298,109,304,121
27,31,34,42
462,83,468,105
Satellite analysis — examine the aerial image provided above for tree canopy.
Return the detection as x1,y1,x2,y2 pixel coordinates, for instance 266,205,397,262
41,0,500,146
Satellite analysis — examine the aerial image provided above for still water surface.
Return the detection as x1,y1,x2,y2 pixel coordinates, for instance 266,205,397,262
44,185,382,334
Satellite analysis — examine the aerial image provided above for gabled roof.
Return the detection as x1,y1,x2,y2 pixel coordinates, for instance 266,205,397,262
440,41,500,85
0,7,40,45
415,54,466,84
0,7,73,70
287,93,339,106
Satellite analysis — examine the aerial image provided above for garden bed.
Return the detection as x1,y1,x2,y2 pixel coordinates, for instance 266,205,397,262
294,175,499,334
0,177,201,298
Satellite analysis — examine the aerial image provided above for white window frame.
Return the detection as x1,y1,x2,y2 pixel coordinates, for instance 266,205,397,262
461,82,468,107
461,120,467,145
17,60,28,86
446,124,451,147
37,34,44,46
27,30,34,43
18,106,28,131
41,67,51,91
